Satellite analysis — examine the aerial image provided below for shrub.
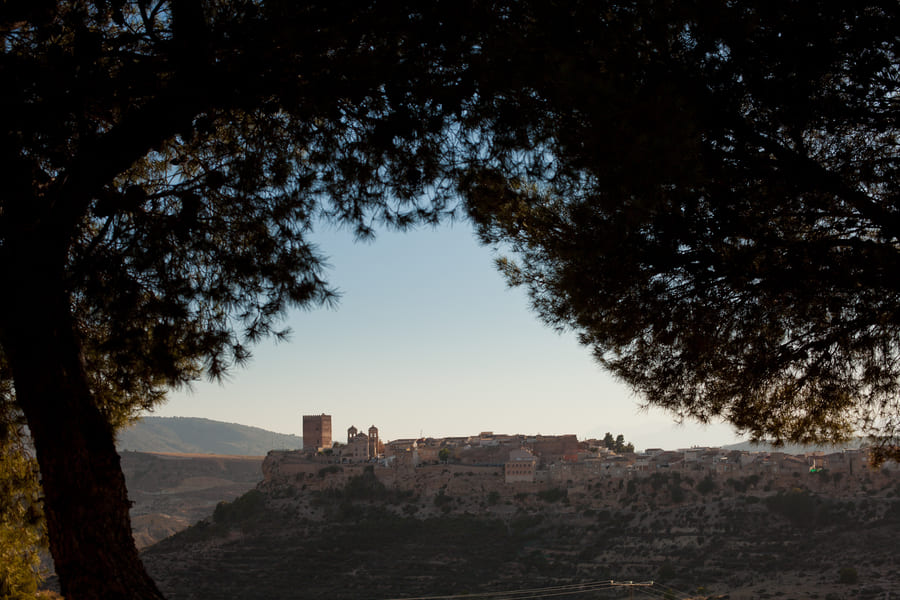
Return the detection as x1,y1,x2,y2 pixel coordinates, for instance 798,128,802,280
317,465,343,478
537,487,568,503
434,491,453,507
726,478,748,492
658,561,676,581
765,489,819,526
838,566,859,584
510,513,544,533
696,476,716,495
212,489,266,525
649,472,668,491
344,465,387,500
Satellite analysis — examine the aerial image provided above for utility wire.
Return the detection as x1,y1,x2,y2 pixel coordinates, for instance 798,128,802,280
618,582,700,600
382,579,693,600
645,582,697,599
383,580,619,600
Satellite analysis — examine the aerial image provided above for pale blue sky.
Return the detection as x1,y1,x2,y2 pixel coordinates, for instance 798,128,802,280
153,221,743,451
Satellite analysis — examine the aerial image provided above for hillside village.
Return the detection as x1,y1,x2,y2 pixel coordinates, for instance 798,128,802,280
144,414,900,600
271,413,889,490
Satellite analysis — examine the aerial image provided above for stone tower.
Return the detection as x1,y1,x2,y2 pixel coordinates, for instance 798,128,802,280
367,425,379,457
347,425,358,444
302,414,332,452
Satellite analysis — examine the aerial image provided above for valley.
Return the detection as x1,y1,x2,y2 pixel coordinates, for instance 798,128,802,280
122,451,264,549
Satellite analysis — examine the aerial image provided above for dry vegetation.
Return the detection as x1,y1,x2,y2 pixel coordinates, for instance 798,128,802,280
140,462,900,600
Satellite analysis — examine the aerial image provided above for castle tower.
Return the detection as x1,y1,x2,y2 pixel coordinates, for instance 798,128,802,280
302,414,332,452
368,425,379,458
347,425,358,444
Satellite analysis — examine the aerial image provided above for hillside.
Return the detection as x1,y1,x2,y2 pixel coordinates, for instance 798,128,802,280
142,455,900,600
122,451,265,548
117,416,301,455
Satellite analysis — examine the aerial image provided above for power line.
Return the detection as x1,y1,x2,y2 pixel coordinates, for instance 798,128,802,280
623,583,694,600
383,580,618,600
382,580,700,600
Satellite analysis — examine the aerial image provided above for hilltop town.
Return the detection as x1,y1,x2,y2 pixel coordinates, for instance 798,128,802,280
143,413,900,600
280,413,882,488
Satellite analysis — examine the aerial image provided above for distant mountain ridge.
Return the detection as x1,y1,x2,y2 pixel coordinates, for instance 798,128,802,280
117,416,302,456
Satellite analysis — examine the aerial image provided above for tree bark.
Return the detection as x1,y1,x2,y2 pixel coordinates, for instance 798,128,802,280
0,264,165,599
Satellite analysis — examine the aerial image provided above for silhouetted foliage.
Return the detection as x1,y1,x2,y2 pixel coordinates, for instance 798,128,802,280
600,432,634,453
467,2,900,462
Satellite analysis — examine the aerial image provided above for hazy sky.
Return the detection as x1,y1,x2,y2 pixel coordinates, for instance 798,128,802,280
153,220,744,452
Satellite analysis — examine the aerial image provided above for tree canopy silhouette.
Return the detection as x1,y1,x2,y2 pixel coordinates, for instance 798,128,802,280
467,2,900,460
0,1,505,597
2,1,899,598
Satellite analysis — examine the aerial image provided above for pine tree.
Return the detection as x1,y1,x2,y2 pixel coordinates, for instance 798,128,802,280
0,2,502,596
467,1,900,462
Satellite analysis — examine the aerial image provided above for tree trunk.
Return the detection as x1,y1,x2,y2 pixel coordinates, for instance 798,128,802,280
1,276,165,599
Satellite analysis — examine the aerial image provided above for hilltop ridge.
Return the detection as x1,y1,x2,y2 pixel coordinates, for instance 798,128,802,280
117,416,302,456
